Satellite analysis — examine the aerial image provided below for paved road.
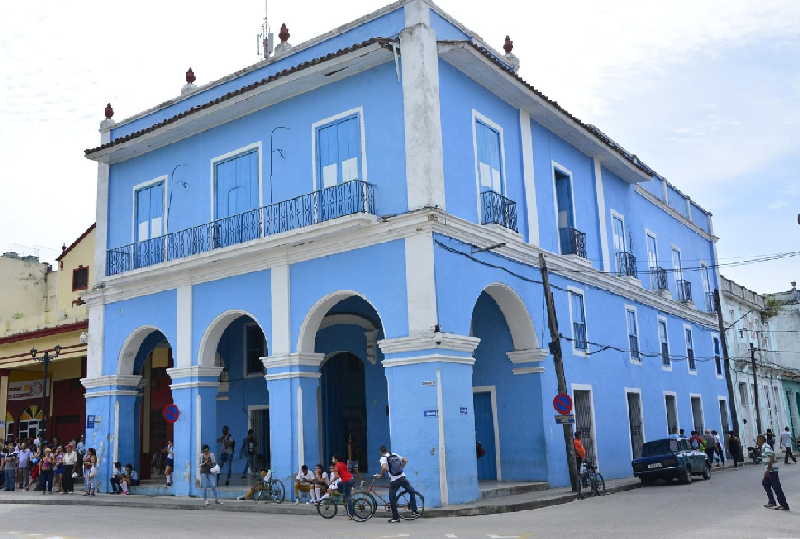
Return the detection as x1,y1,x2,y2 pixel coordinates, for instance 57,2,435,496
0,463,796,538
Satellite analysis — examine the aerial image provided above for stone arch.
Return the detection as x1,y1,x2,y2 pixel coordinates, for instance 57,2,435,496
477,283,539,351
118,325,165,375
297,290,384,354
197,309,268,368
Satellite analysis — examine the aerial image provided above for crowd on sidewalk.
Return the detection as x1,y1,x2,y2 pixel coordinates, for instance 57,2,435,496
0,434,93,494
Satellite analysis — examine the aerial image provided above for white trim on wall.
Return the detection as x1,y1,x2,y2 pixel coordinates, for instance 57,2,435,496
296,385,304,469
519,110,539,245
473,385,502,481
131,175,169,243
471,109,508,223
310,106,367,191
436,368,448,506
209,141,264,220
592,158,610,272
551,161,577,255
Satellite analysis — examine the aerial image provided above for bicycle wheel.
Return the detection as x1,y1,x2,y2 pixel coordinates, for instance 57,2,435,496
351,492,374,522
591,473,606,496
316,497,337,519
269,479,285,504
397,489,424,519
255,488,268,503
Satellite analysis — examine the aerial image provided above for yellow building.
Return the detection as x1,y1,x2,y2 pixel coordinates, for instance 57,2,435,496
0,224,95,443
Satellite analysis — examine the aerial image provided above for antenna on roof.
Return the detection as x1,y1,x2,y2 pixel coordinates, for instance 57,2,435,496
257,0,275,59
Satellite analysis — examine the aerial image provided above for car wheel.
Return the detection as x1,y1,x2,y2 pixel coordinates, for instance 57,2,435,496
680,467,692,484
702,463,711,480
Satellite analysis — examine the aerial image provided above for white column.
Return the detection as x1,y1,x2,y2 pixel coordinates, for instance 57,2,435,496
401,0,446,210
405,233,438,335
86,301,105,378
519,110,539,245
593,157,610,272
94,121,113,283
271,264,291,354
176,285,192,368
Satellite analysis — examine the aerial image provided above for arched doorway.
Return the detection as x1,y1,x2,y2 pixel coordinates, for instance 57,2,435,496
131,330,173,480
470,284,545,482
310,294,388,474
198,311,269,485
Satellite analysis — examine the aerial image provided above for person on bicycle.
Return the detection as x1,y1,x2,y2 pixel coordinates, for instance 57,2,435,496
378,445,419,524
331,456,353,517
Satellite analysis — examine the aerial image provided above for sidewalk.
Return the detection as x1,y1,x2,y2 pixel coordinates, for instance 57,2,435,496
0,465,745,517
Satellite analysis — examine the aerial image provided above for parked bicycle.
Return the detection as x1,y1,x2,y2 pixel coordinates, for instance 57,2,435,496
254,476,286,504
316,490,374,522
577,460,605,499
357,475,425,519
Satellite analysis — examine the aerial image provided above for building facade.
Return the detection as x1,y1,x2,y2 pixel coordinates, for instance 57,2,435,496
765,284,800,442
82,0,728,505
0,224,94,444
720,276,790,446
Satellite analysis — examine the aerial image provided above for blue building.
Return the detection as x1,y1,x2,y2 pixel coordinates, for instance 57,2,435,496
81,0,729,506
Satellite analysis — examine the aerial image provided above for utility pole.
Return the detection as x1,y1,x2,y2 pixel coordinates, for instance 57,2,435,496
750,343,763,435
714,290,739,434
539,253,579,492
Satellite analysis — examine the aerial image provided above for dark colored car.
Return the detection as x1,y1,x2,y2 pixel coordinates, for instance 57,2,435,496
632,437,711,485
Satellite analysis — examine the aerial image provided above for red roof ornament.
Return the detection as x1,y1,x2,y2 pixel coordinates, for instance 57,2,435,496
104,103,114,119
186,67,196,84
279,23,290,43
503,35,514,54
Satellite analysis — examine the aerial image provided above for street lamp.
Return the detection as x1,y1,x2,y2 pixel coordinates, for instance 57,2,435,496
30,344,61,441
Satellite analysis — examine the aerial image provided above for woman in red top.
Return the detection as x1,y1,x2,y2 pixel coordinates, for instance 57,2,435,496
332,456,353,516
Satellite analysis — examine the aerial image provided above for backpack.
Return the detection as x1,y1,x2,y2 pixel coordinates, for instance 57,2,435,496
386,453,404,476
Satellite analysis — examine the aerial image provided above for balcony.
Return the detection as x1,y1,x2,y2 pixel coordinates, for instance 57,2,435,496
651,267,669,291
560,227,587,259
616,251,637,278
480,190,518,232
106,180,375,276
676,279,692,304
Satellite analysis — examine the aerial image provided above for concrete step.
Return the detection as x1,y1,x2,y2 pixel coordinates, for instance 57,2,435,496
479,481,549,499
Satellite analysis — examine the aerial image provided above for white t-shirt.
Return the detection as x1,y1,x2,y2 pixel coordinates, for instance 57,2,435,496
296,470,314,482
762,444,779,471
780,432,793,449
380,453,406,482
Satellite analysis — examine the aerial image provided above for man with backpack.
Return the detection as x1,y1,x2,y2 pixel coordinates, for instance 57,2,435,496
378,445,419,524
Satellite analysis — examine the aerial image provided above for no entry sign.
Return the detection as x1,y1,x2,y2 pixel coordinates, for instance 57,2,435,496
552,393,573,416
162,403,180,423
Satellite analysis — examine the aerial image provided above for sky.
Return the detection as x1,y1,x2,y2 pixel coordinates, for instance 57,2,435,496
1,0,798,294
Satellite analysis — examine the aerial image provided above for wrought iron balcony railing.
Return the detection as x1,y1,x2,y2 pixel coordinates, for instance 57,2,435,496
480,190,518,232
560,227,587,259
651,267,669,291
676,279,692,303
107,180,375,276
573,322,588,351
616,251,637,278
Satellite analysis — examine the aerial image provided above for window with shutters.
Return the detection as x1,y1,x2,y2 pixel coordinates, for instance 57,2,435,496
315,112,363,189
569,290,587,353
713,336,722,377
213,147,260,220
658,318,671,368
72,265,89,291
685,327,696,372
134,181,165,242
474,118,504,194
625,307,640,363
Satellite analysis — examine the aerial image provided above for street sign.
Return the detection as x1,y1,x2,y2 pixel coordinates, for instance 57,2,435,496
87,415,95,429
459,407,468,415
162,403,180,423
552,393,573,415
424,409,438,417
554,414,575,425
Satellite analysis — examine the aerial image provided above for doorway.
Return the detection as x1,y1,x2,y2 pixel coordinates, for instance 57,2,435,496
691,396,704,433
139,344,173,480
248,406,270,470
626,391,644,458
665,394,678,435
574,388,596,464
473,390,497,481
321,353,367,472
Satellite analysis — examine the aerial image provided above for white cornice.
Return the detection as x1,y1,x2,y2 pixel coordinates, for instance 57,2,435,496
85,389,139,398
378,332,480,355
506,349,548,364
261,353,325,370
264,371,322,381
81,375,142,389
170,381,221,391
166,366,223,380
382,354,476,368
95,207,718,330
634,185,716,242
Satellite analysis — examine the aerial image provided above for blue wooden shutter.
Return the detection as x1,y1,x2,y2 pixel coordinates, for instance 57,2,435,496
337,116,360,182
555,175,573,229
149,182,164,237
476,121,502,193
135,187,151,241
216,158,237,219
318,124,338,188
216,150,258,219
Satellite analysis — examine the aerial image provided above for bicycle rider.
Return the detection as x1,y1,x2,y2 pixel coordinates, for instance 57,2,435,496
331,456,353,517
378,445,419,524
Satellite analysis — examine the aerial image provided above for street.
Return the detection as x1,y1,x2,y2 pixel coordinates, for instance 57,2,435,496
0,464,796,538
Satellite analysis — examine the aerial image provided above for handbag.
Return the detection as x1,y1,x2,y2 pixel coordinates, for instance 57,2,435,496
210,464,221,474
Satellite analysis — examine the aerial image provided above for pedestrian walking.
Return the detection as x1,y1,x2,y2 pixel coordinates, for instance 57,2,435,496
241,429,257,479
759,434,790,511
83,448,97,496
332,455,353,517
17,443,31,490
76,435,85,478
711,430,724,467
378,446,419,524
216,426,235,486
703,430,716,465
766,429,776,450
3,446,17,491
200,444,222,506
728,431,744,467
62,443,77,493
781,427,796,464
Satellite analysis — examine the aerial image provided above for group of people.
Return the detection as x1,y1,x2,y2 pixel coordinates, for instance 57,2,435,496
109,462,140,495
0,435,98,495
